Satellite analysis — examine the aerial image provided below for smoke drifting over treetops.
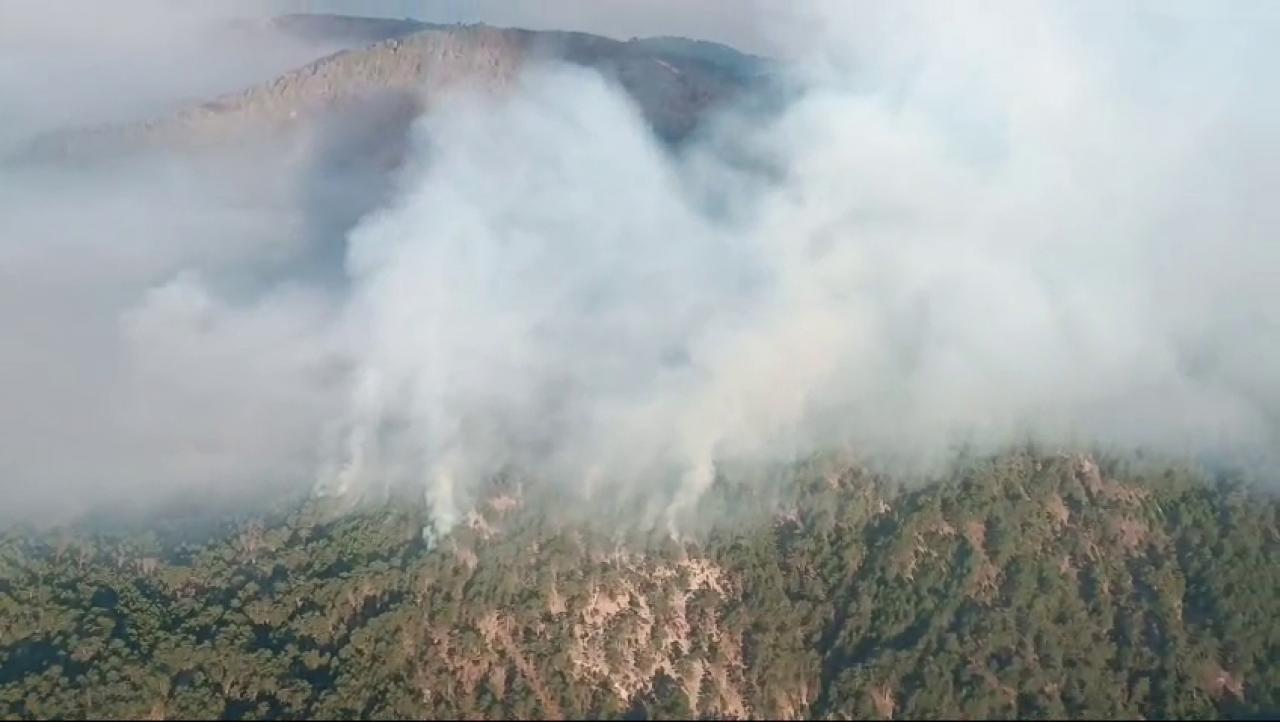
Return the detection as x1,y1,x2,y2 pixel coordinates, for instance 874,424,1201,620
1,1,1277,529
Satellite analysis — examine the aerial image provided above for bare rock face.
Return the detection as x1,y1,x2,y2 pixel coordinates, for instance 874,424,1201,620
18,19,769,162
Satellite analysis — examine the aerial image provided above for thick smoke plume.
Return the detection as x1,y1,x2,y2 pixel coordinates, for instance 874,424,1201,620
321,1,1280,531
2,1,1277,530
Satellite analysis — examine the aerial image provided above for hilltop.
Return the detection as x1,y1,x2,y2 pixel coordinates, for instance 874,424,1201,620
17,16,771,163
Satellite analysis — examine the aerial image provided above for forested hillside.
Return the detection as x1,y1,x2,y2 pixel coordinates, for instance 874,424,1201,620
2,452,1277,719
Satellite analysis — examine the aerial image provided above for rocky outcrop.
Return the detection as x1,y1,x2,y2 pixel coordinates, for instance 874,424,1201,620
18,19,769,163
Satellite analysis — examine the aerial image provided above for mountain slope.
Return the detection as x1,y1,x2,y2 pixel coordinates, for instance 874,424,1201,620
19,19,769,162
2,452,1277,719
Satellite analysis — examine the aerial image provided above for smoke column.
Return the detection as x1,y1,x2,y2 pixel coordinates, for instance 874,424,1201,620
320,1,1280,533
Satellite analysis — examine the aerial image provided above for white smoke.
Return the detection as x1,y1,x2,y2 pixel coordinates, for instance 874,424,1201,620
0,2,352,523
320,1,1280,531
1,1,1277,529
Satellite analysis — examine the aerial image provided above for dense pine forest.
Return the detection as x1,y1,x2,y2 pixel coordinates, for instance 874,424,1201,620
2,451,1277,719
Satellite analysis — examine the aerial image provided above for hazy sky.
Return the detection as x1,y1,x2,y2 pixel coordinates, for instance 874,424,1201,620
270,0,1280,55
272,0,783,53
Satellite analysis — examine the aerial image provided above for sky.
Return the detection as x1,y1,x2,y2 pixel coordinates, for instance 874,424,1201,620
271,0,1280,56
273,0,776,50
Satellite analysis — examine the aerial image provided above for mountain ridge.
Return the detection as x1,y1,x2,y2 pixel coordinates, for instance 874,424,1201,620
15,17,771,163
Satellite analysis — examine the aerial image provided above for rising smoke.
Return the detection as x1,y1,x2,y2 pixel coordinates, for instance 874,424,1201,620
319,1,1280,532
2,1,1277,530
